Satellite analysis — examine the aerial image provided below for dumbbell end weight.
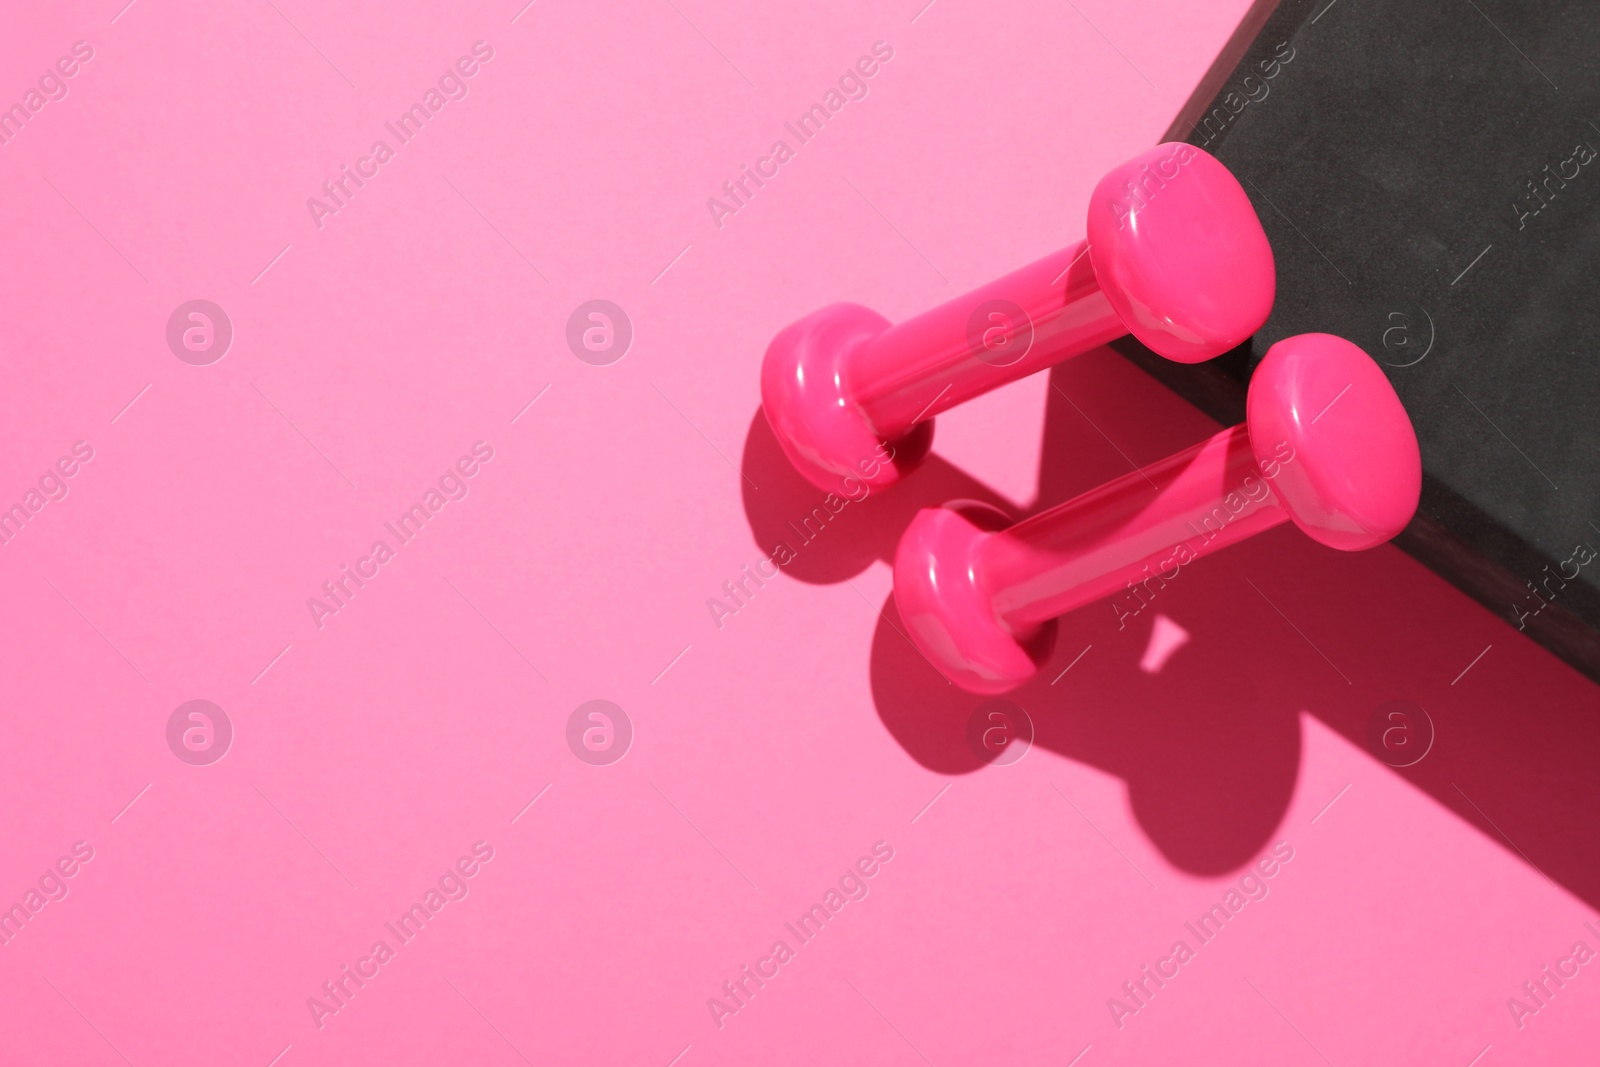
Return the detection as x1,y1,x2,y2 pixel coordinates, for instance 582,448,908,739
1086,142,1277,364
892,500,1058,695
1246,332,1421,550
760,302,934,496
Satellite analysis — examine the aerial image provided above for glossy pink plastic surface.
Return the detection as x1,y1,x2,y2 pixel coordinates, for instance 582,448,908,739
760,143,1274,495
1087,142,1277,364
1247,333,1422,550
844,241,1119,439
758,302,906,495
894,333,1420,693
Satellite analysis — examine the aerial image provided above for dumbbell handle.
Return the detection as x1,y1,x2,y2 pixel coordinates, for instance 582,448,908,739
980,423,1290,629
846,241,1124,440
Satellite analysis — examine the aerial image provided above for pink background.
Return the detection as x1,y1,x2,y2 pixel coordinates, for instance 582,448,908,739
2,0,1598,1064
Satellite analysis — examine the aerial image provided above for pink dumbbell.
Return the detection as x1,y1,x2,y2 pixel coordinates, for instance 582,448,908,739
761,142,1276,495
893,334,1422,694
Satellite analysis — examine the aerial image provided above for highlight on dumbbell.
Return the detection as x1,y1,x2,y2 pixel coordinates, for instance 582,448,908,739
891,333,1422,695
760,141,1277,496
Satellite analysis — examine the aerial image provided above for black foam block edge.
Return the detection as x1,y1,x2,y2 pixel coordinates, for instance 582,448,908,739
1114,0,1600,685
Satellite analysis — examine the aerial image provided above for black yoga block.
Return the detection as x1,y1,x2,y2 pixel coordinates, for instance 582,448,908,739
1117,0,1600,682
